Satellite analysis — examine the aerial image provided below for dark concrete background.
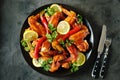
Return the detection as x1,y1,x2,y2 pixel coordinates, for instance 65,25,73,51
0,0,120,80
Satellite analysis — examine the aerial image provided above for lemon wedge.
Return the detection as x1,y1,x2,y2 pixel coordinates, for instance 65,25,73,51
73,52,86,66
23,30,38,41
32,58,44,67
57,21,70,35
50,4,62,12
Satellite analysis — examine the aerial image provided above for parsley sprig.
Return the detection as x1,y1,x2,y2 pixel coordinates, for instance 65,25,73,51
44,7,55,16
21,40,30,52
41,58,53,71
66,39,74,46
59,39,74,47
46,24,58,42
77,14,83,24
48,24,56,31
70,63,79,72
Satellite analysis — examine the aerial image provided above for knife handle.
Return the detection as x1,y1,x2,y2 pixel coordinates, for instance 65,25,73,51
99,54,108,78
91,54,101,78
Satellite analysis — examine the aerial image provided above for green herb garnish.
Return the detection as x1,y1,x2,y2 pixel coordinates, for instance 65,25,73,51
41,58,53,71
46,24,58,42
46,31,58,43
46,34,53,42
21,39,27,47
43,64,51,71
52,31,58,39
59,40,66,48
77,14,83,24
70,63,79,72
48,24,56,32
21,40,30,52
24,47,30,52
44,7,55,16
60,40,65,45
59,39,74,47
66,39,74,46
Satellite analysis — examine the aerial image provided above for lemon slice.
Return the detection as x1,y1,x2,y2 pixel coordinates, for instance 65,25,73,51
23,30,38,41
57,21,70,35
32,58,44,67
50,4,62,12
73,52,86,66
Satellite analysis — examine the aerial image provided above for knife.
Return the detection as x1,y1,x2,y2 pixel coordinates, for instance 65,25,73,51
91,25,106,78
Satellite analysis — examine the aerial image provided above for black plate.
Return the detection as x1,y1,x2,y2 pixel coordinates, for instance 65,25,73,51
20,3,94,77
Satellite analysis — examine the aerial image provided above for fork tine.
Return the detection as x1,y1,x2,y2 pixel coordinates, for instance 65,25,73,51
105,38,112,47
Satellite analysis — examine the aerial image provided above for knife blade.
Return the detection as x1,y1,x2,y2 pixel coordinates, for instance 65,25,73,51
91,25,106,78
98,25,106,54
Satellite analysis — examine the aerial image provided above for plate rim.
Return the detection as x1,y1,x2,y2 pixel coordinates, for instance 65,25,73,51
20,3,94,77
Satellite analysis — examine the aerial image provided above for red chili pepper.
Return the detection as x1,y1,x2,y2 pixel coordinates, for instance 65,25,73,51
33,36,46,59
40,16,50,34
61,25,81,41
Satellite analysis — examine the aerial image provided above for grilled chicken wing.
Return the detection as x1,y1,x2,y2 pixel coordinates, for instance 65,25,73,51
69,25,89,52
49,54,66,72
28,14,46,36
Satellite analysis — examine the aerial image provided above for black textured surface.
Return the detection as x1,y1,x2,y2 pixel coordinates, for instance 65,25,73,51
0,0,120,80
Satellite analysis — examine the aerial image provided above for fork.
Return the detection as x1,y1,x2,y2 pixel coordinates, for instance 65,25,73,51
99,38,112,78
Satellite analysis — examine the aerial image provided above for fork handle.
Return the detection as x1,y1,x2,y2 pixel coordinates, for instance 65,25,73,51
91,54,101,78
99,48,109,78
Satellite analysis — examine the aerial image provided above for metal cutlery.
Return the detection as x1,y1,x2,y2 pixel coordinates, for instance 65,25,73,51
91,25,107,78
99,38,112,78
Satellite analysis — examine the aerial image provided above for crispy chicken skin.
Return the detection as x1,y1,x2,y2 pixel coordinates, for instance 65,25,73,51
28,14,46,36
